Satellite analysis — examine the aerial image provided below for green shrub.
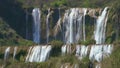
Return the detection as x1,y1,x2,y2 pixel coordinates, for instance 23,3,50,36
50,0,67,7
79,39,96,45
102,45,120,68
49,40,63,48
106,37,112,44
49,40,63,56
16,50,27,61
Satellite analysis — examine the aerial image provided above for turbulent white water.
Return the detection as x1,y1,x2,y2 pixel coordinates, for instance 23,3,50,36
13,47,17,60
94,7,109,44
63,8,87,44
26,45,52,62
4,47,10,61
61,45,72,54
32,8,41,44
89,45,103,62
89,45,113,62
76,45,88,60
61,44,113,62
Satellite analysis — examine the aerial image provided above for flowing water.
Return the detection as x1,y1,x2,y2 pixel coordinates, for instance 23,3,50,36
1,7,112,68
32,8,41,44
13,47,17,60
26,45,52,62
61,44,113,62
54,8,62,38
63,8,86,44
76,45,88,60
61,45,72,54
4,47,10,61
83,8,87,41
94,7,108,44
89,45,113,62
46,8,52,43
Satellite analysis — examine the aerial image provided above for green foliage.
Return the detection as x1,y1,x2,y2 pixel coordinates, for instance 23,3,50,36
62,55,78,63
49,40,63,56
106,36,112,44
50,0,67,7
47,55,80,68
18,39,34,46
82,56,89,62
20,56,24,62
83,0,91,7
49,40,63,48
79,39,96,45
0,18,34,46
102,45,120,68
16,50,27,61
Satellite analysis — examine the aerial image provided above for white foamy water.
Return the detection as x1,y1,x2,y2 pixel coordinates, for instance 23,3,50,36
76,45,88,60
61,44,113,63
63,8,87,44
13,47,17,60
94,7,109,44
61,45,72,54
26,45,52,62
32,8,41,44
4,47,10,61
89,44,113,62
89,45,103,62
83,8,87,41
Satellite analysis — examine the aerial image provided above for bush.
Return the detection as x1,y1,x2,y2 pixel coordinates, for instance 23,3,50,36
49,40,63,48
102,45,120,68
50,0,67,7
49,40,63,56
106,37,112,44
79,39,96,45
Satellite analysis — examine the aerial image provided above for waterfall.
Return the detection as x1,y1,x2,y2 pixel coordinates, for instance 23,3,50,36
46,8,52,43
94,7,108,44
32,8,41,44
13,47,17,60
63,8,86,44
58,8,61,18
95,64,101,68
89,45,103,62
54,18,62,37
26,45,52,62
4,47,10,61
61,45,67,54
69,9,75,43
61,44,113,62
54,8,62,38
89,45,113,62
83,8,87,41
61,45,72,54
76,15,83,43
75,45,88,60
